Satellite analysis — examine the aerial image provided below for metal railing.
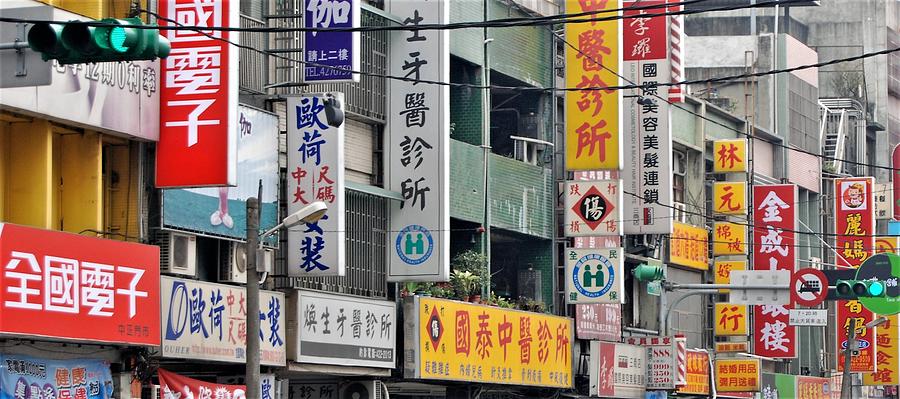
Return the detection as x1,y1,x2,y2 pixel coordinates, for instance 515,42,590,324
239,15,267,94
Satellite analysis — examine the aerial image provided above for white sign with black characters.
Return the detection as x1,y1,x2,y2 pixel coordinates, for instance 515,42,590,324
564,180,624,236
385,0,450,282
565,248,625,304
286,93,346,276
287,290,397,369
788,309,828,326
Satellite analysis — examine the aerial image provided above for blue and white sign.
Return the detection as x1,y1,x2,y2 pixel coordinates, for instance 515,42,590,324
286,93,346,276
0,354,113,399
565,248,625,304
160,276,286,366
303,0,360,82
386,0,450,282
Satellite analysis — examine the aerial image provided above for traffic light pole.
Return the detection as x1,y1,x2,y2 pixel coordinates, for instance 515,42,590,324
841,318,856,399
659,282,791,336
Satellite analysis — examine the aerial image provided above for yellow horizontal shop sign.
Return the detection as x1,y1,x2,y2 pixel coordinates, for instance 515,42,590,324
405,297,573,388
715,341,750,353
670,222,709,270
715,359,760,393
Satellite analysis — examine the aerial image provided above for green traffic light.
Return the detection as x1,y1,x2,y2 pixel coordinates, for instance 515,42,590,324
27,18,169,64
633,264,665,282
869,281,885,296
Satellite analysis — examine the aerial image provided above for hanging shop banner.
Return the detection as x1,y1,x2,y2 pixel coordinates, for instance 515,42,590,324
160,276,286,366
713,181,747,215
712,139,748,173
752,184,798,358
0,223,160,346
564,0,622,171
835,177,875,267
714,359,760,393
565,180,623,236
158,369,245,399
876,236,900,254
565,248,625,304
667,0,685,103
836,301,876,372
714,303,749,336
797,376,831,398
287,290,396,369
286,94,346,276
676,350,710,396
575,303,622,341
157,0,239,187
0,6,160,141
403,297,572,388
0,354,114,399
759,373,796,398
712,222,747,256
715,260,746,293
162,105,279,243
622,0,673,235
837,300,876,372
591,341,646,399
386,0,450,282
669,222,709,270
302,0,360,82
875,183,893,219
624,336,677,390
863,314,899,385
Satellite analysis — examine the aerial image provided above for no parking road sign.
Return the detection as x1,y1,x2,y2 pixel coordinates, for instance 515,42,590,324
791,268,828,307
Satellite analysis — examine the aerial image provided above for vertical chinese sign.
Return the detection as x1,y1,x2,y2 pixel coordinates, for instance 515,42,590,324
386,0,449,282
715,260,746,293
302,0,360,82
835,177,876,372
286,94,346,276
712,139,748,174
715,303,749,336
712,222,747,256
676,350,710,396
713,182,748,215
622,0,673,235
157,0,238,187
404,297,573,388
0,223,160,346
565,0,622,170
863,314,899,385
752,184,798,359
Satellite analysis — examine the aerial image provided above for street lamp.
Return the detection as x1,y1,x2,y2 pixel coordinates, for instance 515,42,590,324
246,197,328,399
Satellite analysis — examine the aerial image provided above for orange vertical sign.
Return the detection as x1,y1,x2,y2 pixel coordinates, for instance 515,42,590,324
712,139,747,173
713,222,747,256
715,303,749,336
714,260,747,293
713,181,747,215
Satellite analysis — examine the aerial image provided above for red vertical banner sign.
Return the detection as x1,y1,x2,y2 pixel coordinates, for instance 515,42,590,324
752,184,798,358
835,177,876,372
157,0,239,187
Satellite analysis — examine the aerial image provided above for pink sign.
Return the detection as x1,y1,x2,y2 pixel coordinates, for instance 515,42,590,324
575,304,621,341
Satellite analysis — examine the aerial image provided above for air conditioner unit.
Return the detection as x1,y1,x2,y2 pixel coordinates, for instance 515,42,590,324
159,232,197,277
220,242,248,284
340,381,387,399
673,151,687,176
673,202,688,223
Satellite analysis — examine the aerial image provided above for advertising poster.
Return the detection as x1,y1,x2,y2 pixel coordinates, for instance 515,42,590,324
591,341,646,399
0,354,114,399
403,297,572,388
162,105,279,244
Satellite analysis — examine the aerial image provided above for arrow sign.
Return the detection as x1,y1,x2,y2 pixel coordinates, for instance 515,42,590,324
791,268,828,307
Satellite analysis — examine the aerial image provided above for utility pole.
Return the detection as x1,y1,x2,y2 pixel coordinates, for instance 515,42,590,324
480,0,492,297
245,182,262,399
841,318,856,399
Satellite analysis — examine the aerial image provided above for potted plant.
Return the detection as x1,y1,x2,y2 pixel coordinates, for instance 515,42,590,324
451,250,489,302
450,270,477,302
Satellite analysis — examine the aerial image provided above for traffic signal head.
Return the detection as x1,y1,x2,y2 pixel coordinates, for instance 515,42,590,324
835,279,886,298
28,18,170,65
632,264,665,282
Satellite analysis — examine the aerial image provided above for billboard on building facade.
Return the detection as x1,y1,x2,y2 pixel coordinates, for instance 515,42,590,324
302,0,360,82
565,248,625,304
564,0,622,170
160,276,286,366
157,0,239,187
286,94,346,276
0,223,160,346
752,185,798,359
622,0,673,235
287,290,396,369
162,105,279,243
386,0,450,282
403,297,572,388
0,354,114,399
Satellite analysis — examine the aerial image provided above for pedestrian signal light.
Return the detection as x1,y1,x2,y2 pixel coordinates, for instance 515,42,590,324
835,279,886,298
28,18,170,65
632,264,665,282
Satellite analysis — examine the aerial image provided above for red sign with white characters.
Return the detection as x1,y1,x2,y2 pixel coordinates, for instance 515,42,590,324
752,184,797,358
623,0,668,61
0,223,160,345
157,0,238,187
834,177,876,372
158,369,245,399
